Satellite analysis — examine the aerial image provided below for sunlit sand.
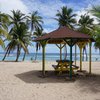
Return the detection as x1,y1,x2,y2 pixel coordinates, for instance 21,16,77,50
0,61,100,100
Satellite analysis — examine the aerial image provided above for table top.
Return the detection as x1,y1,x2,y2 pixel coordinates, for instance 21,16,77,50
56,60,73,63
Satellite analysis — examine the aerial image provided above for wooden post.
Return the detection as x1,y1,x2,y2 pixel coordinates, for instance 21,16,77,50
89,41,92,74
40,40,47,77
75,45,77,65
70,45,73,79
80,47,82,71
60,44,62,60
77,42,87,71
64,39,74,79
42,45,45,76
56,44,66,60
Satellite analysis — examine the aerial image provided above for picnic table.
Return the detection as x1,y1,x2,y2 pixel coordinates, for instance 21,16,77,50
52,60,79,75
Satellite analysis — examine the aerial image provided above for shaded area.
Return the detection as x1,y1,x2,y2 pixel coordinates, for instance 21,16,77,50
15,70,100,93
15,70,76,83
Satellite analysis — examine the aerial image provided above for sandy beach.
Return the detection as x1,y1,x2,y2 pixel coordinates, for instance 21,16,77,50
0,61,100,100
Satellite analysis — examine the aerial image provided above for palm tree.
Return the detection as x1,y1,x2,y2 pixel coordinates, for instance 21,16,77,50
90,5,100,22
9,10,26,26
27,11,43,61
78,14,94,35
33,27,45,60
0,12,9,48
27,11,43,34
55,6,76,28
90,5,100,52
78,14,94,61
55,6,77,60
2,22,30,61
2,10,30,61
94,26,100,51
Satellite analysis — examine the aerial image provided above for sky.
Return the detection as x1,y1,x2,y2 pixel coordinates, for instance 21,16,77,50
0,0,100,53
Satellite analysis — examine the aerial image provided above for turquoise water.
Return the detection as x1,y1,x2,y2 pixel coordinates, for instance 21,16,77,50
0,53,100,62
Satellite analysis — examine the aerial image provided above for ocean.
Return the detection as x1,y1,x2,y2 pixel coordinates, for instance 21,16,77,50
0,53,100,62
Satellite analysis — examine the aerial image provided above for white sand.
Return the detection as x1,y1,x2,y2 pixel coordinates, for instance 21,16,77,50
0,61,100,100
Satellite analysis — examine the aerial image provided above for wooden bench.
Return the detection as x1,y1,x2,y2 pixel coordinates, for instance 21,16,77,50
72,65,79,69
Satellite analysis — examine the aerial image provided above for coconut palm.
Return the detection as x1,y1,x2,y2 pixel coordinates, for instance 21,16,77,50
78,14,94,61
2,22,30,61
0,12,9,48
27,11,43,34
2,10,30,61
94,26,100,51
78,14,94,35
55,6,76,28
90,5,100,22
55,6,77,60
33,27,45,60
9,10,26,26
27,11,43,60
90,5,100,51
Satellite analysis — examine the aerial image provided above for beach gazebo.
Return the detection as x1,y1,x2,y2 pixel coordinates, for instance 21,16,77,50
34,26,94,78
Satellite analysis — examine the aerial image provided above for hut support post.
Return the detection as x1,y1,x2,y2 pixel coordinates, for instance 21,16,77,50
60,44,62,60
89,41,92,74
40,40,47,77
75,45,77,65
42,45,45,76
64,39,75,79
77,42,87,71
80,47,82,71
70,45,73,79
56,44,65,60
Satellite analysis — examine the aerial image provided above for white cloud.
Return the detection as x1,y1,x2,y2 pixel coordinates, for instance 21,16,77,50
23,0,100,31
22,0,66,30
0,0,29,14
0,0,99,53
85,0,100,6
44,27,55,33
23,0,66,17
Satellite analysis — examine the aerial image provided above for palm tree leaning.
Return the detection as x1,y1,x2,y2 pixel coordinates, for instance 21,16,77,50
78,14,94,61
2,10,30,61
9,23,30,61
90,5,100,52
55,6,76,60
0,12,9,48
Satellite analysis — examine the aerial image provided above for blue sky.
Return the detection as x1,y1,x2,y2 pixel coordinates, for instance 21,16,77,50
0,0,100,53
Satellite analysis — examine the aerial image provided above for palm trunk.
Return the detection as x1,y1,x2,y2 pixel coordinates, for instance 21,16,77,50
85,49,88,61
2,47,9,61
34,50,38,61
22,44,28,61
16,45,20,62
82,49,85,61
22,52,26,61
64,45,67,60
75,45,77,65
